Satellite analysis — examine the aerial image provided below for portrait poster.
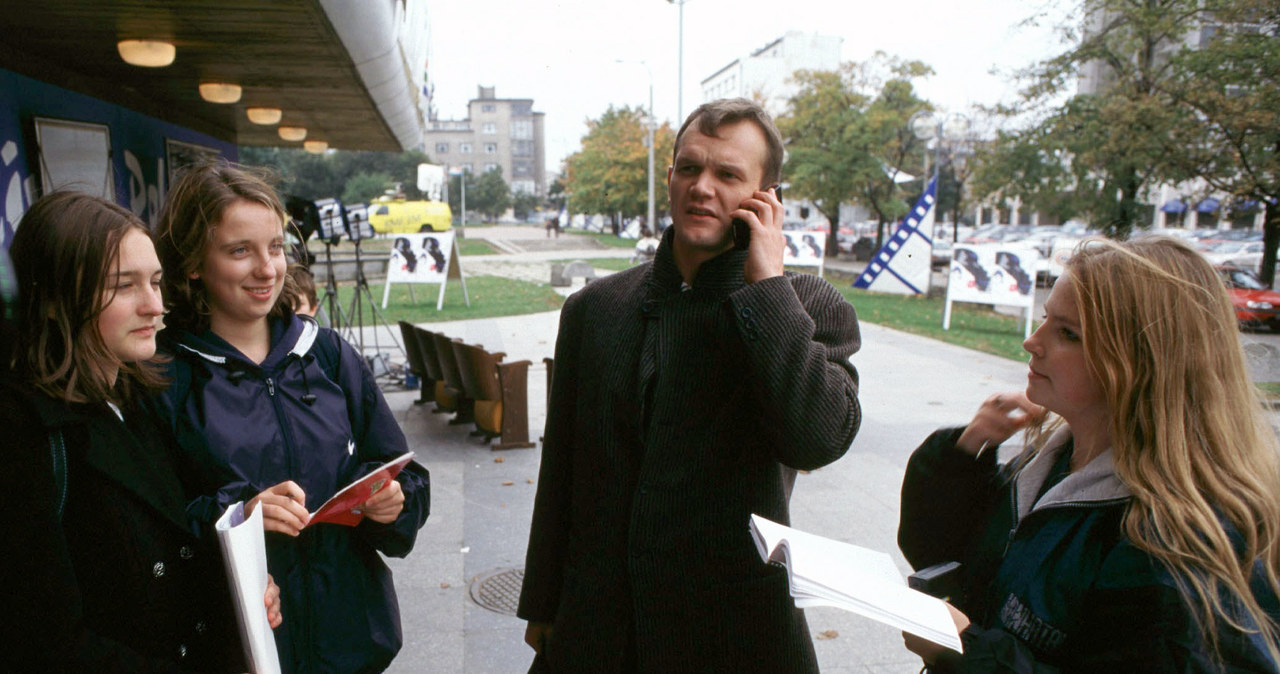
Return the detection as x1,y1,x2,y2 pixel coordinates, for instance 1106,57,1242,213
382,231,470,310
782,229,826,277
944,243,1039,338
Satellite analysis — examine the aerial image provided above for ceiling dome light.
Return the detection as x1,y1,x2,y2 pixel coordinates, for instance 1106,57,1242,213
246,107,283,125
304,140,329,153
117,40,176,67
198,82,242,104
278,126,307,141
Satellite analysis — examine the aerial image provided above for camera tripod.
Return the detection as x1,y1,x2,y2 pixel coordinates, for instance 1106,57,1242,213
317,240,353,333
341,237,404,380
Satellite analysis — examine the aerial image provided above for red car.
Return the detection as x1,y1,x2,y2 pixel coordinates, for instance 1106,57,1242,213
1217,265,1280,330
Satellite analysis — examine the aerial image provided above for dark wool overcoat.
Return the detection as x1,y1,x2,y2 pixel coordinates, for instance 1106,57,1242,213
0,381,243,673
518,229,862,673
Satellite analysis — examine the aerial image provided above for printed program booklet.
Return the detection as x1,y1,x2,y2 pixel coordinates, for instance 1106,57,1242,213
749,514,963,653
308,452,415,527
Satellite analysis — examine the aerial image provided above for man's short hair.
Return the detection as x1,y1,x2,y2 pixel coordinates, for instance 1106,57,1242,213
672,98,784,187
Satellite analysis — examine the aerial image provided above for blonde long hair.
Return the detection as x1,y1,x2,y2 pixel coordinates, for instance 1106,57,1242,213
1067,236,1280,663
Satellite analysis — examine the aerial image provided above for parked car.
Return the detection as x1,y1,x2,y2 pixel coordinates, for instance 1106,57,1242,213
1217,265,1280,331
1205,241,1265,275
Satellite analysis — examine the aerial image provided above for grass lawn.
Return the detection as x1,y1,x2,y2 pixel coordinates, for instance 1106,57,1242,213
457,238,498,255
550,257,635,272
561,229,637,249
837,286,1033,362
333,275,564,324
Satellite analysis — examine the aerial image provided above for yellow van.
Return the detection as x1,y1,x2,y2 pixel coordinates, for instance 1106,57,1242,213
367,199,453,234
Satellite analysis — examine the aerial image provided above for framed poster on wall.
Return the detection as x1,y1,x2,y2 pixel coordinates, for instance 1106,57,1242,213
165,138,221,182
33,117,113,199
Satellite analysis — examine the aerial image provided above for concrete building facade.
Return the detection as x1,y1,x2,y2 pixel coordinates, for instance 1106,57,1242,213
426,86,547,197
701,31,843,117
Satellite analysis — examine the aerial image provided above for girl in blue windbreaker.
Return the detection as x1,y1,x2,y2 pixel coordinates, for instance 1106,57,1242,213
152,161,430,674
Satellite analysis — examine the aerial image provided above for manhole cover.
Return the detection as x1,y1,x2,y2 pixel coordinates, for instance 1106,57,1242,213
470,566,524,616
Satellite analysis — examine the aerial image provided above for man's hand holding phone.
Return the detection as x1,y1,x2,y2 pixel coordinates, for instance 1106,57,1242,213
734,185,785,284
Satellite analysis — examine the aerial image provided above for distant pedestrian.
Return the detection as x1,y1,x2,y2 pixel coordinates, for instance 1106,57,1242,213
545,215,560,238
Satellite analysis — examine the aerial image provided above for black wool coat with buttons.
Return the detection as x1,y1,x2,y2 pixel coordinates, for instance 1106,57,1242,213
518,228,863,673
0,381,243,673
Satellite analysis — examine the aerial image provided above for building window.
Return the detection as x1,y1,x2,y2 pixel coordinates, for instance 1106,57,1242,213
481,103,496,113
512,180,536,195
483,143,497,154
512,140,533,157
511,120,533,140
460,163,473,173
460,143,473,154
482,122,497,134
484,163,499,173
435,142,449,154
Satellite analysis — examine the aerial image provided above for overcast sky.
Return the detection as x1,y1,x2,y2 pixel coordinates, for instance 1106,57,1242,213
426,0,1074,175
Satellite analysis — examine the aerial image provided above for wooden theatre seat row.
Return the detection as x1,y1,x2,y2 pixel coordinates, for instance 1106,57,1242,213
398,321,536,450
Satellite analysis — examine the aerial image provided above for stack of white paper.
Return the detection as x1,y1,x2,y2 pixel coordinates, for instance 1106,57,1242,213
216,502,283,674
749,514,962,653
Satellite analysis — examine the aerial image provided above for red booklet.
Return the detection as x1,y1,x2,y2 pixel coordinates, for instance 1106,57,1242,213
308,452,415,527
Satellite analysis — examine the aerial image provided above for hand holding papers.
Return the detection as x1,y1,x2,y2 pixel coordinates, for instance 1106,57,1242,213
308,452,414,527
749,514,963,653
216,503,282,674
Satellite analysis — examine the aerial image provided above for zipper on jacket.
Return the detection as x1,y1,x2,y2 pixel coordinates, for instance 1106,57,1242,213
1004,497,1132,556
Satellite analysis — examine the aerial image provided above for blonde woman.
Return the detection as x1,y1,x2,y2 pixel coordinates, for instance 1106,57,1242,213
899,236,1280,672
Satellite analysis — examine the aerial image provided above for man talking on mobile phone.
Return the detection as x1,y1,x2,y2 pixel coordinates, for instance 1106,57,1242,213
518,98,862,673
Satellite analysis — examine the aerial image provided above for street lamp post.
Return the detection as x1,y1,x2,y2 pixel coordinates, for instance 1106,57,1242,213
909,111,970,241
667,0,687,122
617,59,657,233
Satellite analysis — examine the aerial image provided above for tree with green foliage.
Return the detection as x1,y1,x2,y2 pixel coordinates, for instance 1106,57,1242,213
342,171,396,204
447,171,477,224
565,105,675,235
512,191,542,222
1160,0,1280,282
975,0,1217,239
778,55,932,256
471,167,512,222
238,146,433,202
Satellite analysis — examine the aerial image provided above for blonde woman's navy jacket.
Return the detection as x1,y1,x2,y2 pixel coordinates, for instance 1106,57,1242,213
152,315,430,674
899,427,1280,673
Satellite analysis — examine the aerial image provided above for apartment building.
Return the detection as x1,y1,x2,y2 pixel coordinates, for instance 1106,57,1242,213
426,86,547,197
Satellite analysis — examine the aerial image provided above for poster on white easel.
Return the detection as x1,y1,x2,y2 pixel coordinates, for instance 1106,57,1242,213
381,231,471,311
944,243,1038,338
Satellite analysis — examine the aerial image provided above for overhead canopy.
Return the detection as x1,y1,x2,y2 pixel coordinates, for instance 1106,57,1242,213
0,0,425,152
1160,199,1187,214
1197,197,1220,213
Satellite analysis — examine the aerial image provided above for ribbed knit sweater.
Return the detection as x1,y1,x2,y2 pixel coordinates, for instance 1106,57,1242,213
519,229,862,672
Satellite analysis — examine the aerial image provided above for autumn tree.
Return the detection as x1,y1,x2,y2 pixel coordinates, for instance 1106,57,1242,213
565,105,675,235
778,55,933,256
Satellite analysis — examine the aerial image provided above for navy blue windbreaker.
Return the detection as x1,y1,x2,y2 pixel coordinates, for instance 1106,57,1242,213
151,314,430,674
